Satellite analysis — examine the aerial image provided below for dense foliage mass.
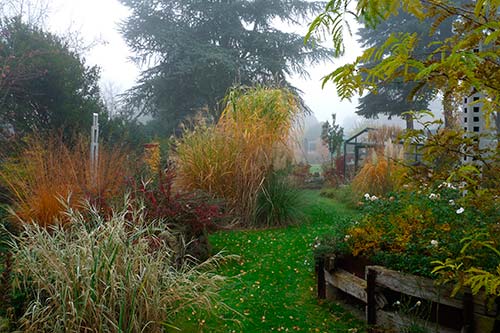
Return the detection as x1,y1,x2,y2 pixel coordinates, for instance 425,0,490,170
318,116,500,297
0,18,104,138
356,11,453,128
9,201,226,332
0,136,131,227
308,0,500,131
119,0,330,135
175,86,303,226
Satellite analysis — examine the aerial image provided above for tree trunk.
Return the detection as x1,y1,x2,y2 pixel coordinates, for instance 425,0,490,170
495,111,500,135
495,111,500,151
442,89,456,128
405,113,414,130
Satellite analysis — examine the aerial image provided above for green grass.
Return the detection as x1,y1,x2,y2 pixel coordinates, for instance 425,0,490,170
202,190,364,332
309,164,322,175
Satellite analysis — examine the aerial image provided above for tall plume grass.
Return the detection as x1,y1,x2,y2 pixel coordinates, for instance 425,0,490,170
352,150,393,197
0,135,131,227
10,199,227,332
175,86,303,226
352,126,403,197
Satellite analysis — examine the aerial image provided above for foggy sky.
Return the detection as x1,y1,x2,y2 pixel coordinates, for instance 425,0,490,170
43,0,371,129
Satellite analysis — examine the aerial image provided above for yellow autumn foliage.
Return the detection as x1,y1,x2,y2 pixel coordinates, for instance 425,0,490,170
174,86,303,225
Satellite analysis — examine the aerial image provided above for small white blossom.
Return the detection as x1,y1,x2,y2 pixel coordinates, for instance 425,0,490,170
456,207,465,214
364,193,371,200
430,240,439,247
370,195,378,201
429,193,437,200
344,235,351,241
393,301,401,306
416,301,421,307
448,199,455,206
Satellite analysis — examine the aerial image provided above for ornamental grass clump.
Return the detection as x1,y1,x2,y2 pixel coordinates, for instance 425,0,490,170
351,126,404,197
254,171,305,228
10,199,227,332
351,149,394,197
175,86,303,226
0,135,131,227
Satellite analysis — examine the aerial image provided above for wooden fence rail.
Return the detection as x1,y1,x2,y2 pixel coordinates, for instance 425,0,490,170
317,255,499,333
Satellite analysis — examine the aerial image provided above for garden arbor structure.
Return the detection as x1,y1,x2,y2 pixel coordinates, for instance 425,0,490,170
343,126,425,180
343,127,377,180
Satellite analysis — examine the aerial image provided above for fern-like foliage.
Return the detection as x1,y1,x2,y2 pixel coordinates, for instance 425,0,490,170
432,232,500,298
465,266,500,296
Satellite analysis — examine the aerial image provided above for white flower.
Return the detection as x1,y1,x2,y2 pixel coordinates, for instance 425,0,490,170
393,301,401,306
456,207,465,214
370,195,378,201
430,240,439,247
449,199,455,206
344,235,351,241
429,193,437,200
416,301,421,307
364,193,371,200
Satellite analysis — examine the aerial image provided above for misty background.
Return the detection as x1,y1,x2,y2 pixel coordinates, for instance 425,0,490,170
19,0,442,134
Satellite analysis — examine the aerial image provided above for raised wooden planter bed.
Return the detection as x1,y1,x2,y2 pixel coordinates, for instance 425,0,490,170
316,254,499,333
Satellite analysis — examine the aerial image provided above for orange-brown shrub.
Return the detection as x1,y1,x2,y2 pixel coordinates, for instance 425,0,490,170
351,149,394,197
0,136,131,227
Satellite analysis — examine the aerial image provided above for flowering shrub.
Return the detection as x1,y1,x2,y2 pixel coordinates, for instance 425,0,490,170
319,118,500,298
318,181,500,277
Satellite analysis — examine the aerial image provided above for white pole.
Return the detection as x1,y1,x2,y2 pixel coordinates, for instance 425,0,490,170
90,113,99,186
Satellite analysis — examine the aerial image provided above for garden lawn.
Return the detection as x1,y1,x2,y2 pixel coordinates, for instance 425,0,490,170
203,190,364,332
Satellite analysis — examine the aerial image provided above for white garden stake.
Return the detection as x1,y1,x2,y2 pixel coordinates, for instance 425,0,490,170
90,113,99,186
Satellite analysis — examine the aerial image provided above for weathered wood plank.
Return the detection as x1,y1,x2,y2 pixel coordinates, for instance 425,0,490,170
325,268,367,303
473,312,496,333
366,268,377,325
376,309,458,333
367,266,490,314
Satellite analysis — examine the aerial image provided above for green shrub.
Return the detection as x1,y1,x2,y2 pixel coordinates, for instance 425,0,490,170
320,185,360,210
254,172,304,228
10,199,227,332
317,184,500,278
